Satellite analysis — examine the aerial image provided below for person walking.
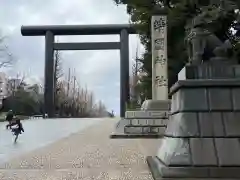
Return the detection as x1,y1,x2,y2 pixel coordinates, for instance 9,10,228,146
5,110,14,129
10,118,24,143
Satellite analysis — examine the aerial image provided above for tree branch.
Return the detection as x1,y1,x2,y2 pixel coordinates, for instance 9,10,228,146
0,36,16,68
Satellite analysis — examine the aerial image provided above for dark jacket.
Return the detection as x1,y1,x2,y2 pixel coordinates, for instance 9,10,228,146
18,122,24,133
11,122,24,134
6,112,14,121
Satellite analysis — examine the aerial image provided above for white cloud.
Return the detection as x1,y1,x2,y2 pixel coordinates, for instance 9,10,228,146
0,0,144,114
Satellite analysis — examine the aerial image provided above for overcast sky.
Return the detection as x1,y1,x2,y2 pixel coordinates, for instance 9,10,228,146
0,0,144,115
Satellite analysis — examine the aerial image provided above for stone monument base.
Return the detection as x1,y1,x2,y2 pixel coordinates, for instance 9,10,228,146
110,100,170,139
147,77,240,178
147,156,240,178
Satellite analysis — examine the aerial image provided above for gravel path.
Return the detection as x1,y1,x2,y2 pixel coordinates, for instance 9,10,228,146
0,119,159,180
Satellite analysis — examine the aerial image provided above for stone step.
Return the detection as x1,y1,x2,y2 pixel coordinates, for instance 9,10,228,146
110,133,162,139
125,110,169,119
127,118,168,126
141,100,171,110
124,125,166,134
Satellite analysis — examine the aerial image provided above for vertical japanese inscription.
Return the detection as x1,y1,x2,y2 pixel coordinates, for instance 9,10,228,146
155,38,165,50
155,55,166,65
152,15,168,100
155,75,168,87
153,17,166,50
153,17,166,31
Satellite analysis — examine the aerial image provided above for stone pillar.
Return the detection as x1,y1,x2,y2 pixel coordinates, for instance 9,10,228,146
136,14,171,111
151,15,168,100
110,15,171,138
120,29,130,118
147,64,240,178
44,31,55,118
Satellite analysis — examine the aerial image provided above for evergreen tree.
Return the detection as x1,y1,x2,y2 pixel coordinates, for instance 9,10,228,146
113,0,240,100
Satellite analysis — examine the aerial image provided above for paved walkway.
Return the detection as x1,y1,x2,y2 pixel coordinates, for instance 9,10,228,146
0,119,159,180
0,118,101,163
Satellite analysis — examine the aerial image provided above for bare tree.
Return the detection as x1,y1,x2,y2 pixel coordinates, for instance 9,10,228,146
95,100,107,117
54,50,64,87
66,68,71,97
51,64,109,117
54,50,64,111
129,46,142,109
0,35,16,69
87,91,94,113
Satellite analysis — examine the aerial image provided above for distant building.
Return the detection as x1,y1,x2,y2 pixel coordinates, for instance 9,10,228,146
8,78,22,92
0,72,8,107
0,72,8,99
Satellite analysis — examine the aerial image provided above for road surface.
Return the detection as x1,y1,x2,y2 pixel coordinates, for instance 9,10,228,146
0,118,158,180
0,118,102,163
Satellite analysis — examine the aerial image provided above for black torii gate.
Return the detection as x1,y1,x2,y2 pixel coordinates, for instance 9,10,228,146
21,24,137,118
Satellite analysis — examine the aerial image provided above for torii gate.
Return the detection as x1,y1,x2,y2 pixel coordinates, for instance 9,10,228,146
21,24,137,118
